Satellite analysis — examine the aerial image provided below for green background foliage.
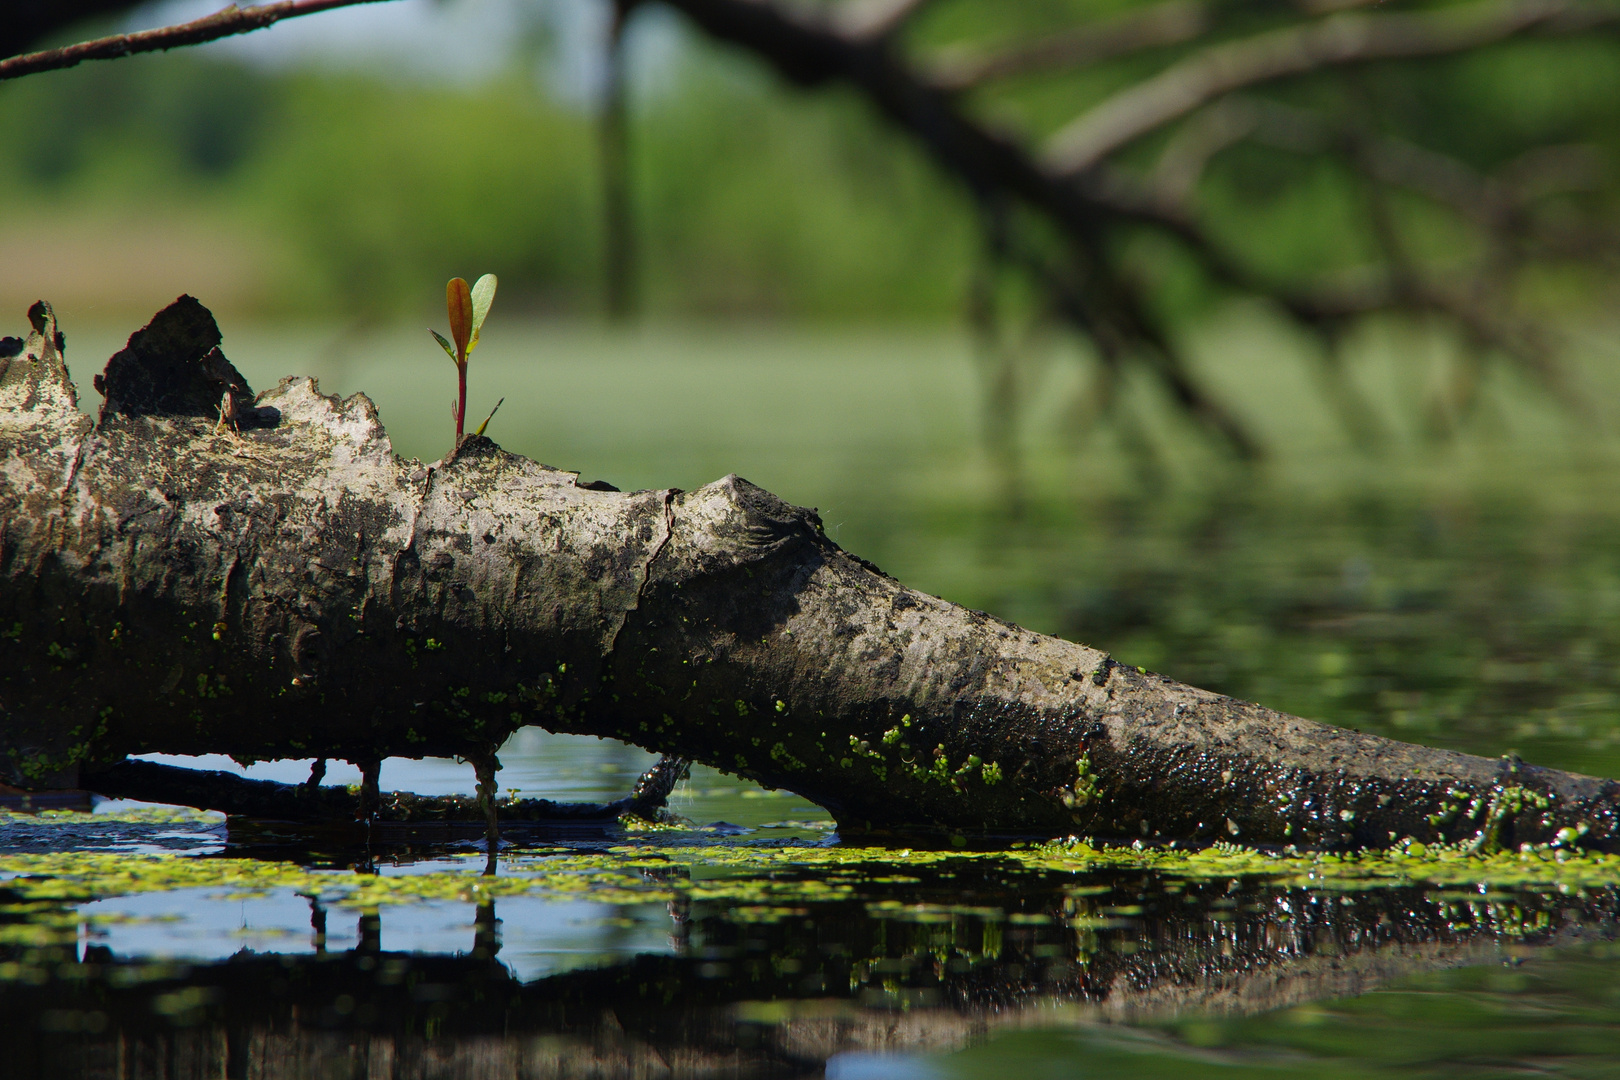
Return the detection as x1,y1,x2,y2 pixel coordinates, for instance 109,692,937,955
6,1,1615,329
0,36,975,321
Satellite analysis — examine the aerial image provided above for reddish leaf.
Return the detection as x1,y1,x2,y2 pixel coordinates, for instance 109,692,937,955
446,277,473,361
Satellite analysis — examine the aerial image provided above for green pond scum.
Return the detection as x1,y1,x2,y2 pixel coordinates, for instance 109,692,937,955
8,800,1620,1080
6,810,1620,918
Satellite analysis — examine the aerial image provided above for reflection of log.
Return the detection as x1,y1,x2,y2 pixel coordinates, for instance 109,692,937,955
8,871,1619,1078
82,754,690,826
6,297,1620,848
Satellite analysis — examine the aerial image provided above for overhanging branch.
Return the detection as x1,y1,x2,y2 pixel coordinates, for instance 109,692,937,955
927,0,1209,91
1043,0,1620,177
0,0,400,82
836,0,938,41
3,0,1614,458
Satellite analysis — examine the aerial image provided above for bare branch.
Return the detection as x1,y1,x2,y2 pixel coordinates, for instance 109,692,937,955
6,0,1609,456
1343,93,1426,314
1275,102,1490,215
1044,0,1620,176
837,0,938,41
1295,0,1392,13
1120,153,1585,413
1148,95,1261,204
1413,284,1578,409
1497,143,1608,202
994,219,1262,458
928,1,1209,91
602,0,638,321
1,0,141,58
0,0,399,83
1165,96,1614,266
657,0,1617,455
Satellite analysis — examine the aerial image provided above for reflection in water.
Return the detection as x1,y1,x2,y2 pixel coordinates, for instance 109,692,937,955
120,726,836,842
7,859,1617,1079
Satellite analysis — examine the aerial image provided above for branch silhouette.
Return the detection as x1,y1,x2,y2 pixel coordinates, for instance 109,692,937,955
0,0,398,83
1042,0,1620,177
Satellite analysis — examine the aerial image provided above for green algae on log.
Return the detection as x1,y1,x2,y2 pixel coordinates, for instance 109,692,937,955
4,297,1620,849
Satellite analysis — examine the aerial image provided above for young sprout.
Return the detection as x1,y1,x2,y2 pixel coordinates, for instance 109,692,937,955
475,397,504,437
429,273,497,445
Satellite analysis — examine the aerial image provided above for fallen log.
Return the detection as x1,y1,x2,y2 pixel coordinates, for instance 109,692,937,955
3,297,1619,850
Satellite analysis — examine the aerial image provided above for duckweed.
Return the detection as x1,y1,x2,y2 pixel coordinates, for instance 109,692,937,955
1058,754,1101,811
4,814,1620,927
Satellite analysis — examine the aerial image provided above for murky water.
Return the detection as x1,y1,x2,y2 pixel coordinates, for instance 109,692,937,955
10,320,1620,1077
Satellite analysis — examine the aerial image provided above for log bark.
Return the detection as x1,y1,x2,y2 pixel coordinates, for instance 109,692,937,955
4,297,1620,850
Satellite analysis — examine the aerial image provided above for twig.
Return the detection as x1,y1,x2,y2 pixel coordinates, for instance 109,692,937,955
837,0,939,41
1148,95,1262,204
927,1,1208,91
1150,93,1604,402
1043,0,1620,176
1159,95,1614,271
998,218,1260,459
0,0,399,83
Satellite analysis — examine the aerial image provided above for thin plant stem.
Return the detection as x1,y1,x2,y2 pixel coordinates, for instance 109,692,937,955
456,362,468,442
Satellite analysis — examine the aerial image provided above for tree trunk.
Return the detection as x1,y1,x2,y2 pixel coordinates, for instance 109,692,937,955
4,297,1619,850
600,0,639,323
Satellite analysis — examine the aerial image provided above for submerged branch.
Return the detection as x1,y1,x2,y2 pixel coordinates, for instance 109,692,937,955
82,754,690,827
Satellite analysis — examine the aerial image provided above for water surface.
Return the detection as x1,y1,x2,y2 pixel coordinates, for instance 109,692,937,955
9,319,1620,1077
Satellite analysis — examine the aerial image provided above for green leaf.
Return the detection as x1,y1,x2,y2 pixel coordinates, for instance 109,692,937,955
474,396,504,437
429,328,458,363
469,273,497,353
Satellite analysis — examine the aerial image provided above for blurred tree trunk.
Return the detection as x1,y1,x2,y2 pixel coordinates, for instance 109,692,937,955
600,0,639,322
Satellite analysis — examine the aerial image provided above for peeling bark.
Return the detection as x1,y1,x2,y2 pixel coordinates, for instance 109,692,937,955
4,298,1620,850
